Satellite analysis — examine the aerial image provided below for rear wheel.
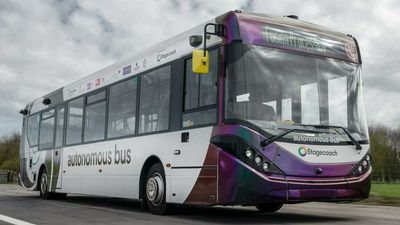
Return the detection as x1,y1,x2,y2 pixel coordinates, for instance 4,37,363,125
39,169,51,199
256,203,283,213
39,169,66,199
145,163,175,214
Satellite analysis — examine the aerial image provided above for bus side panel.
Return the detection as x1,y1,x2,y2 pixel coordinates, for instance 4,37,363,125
183,143,218,205
169,127,214,204
60,127,212,200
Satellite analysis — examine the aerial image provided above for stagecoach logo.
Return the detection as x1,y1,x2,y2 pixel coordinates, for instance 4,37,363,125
157,49,176,62
298,146,338,157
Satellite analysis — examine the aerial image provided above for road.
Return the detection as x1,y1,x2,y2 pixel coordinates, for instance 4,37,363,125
0,184,399,225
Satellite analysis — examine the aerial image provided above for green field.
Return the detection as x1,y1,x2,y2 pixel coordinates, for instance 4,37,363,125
359,183,400,206
370,183,400,199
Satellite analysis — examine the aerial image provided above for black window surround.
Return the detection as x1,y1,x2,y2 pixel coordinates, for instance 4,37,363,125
181,47,220,129
25,44,223,149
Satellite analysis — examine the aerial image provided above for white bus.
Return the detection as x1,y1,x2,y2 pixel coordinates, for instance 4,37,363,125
20,11,371,214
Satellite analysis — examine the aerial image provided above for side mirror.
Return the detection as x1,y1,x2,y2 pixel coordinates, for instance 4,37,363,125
192,50,209,74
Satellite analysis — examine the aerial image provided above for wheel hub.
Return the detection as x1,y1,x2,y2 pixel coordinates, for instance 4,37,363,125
40,173,48,194
146,173,164,206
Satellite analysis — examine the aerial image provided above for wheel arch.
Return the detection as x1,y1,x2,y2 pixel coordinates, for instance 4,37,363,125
139,155,163,199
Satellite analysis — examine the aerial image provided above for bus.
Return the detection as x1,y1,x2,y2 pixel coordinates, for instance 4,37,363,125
19,10,371,214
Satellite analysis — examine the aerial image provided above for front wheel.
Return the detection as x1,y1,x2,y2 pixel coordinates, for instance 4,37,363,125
256,203,283,213
145,163,175,214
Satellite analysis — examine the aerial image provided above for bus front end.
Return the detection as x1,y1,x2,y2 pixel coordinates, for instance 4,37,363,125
210,12,370,210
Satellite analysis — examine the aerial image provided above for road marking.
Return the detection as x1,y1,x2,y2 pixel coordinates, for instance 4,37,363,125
0,214,36,225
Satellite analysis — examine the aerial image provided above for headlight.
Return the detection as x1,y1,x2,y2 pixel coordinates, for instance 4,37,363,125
362,160,368,168
357,165,363,174
255,156,262,164
366,154,371,161
245,148,253,158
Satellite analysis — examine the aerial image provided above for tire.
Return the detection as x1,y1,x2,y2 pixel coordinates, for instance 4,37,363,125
256,203,283,213
144,163,175,215
39,169,51,199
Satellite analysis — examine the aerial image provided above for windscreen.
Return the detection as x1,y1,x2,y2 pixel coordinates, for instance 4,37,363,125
225,44,368,144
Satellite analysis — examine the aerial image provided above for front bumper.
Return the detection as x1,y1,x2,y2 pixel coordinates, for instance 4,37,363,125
217,150,371,205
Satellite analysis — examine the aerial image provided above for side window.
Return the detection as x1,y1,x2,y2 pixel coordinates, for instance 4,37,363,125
108,78,137,138
39,109,55,150
139,66,171,134
66,97,84,145
27,114,40,147
183,49,218,128
84,91,107,142
55,106,65,148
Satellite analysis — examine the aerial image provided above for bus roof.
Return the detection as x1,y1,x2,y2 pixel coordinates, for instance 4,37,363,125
24,11,359,114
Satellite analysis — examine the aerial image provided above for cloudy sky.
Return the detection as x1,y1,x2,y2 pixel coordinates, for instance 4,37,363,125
0,0,399,136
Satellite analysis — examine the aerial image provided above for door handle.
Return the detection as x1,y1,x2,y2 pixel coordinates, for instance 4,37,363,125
174,150,181,155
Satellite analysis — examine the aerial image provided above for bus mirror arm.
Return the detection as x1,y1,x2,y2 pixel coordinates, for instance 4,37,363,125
202,23,225,57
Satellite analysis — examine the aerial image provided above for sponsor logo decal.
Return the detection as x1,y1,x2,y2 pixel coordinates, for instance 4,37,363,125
95,77,103,86
122,65,131,75
297,145,338,157
133,62,140,72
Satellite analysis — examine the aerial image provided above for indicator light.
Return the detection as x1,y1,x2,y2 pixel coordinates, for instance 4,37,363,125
262,162,270,172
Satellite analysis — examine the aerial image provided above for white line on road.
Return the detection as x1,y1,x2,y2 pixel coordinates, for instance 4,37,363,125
0,214,36,225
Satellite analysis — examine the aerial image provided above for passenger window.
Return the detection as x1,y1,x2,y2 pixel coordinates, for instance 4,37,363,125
139,66,171,134
184,49,218,110
108,78,137,138
183,49,218,128
27,114,40,147
66,97,84,145
39,109,55,150
55,107,65,148
84,91,106,142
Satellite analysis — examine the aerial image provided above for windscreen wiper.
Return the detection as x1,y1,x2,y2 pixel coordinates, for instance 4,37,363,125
260,128,320,148
294,124,362,150
310,124,362,150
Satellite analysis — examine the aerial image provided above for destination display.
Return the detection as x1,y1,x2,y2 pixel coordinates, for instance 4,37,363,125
261,24,358,63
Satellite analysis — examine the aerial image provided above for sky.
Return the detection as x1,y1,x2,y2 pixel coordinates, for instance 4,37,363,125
0,0,399,136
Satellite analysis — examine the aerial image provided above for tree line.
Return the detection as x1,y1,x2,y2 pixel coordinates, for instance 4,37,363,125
1,126,400,182
0,132,20,172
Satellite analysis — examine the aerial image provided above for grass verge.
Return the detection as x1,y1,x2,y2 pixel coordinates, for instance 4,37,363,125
357,183,400,206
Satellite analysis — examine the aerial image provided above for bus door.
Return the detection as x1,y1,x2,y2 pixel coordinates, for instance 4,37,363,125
169,49,219,204
51,147,63,189
51,106,65,190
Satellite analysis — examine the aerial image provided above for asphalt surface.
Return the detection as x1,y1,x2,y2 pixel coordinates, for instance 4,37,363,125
0,184,399,225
